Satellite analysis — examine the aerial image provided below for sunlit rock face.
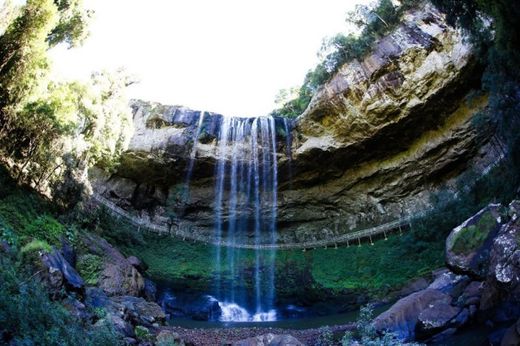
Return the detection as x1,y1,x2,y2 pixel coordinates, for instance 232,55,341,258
90,3,498,245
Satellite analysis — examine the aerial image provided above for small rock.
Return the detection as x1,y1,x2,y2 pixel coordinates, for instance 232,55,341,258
233,333,304,346
156,330,185,346
111,296,166,327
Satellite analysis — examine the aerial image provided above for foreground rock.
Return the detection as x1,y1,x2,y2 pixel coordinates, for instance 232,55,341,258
446,204,503,278
233,333,304,346
81,233,145,296
373,289,452,341
39,249,85,297
480,201,520,322
375,201,520,344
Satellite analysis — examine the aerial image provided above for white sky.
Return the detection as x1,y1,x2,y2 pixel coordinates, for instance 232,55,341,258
46,0,370,117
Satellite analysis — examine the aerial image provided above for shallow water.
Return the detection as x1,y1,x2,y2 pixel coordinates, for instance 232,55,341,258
168,303,390,329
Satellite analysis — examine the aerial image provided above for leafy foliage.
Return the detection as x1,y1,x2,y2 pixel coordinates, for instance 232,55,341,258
77,253,103,285
0,254,120,345
0,0,132,207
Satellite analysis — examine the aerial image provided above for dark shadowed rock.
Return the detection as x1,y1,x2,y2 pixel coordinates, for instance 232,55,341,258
429,328,457,344
446,204,503,278
460,281,482,306
143,278,157,302
190,295,222,321
85,287,111,308
40,250,84,292
373,289,451,341
156,330,185,346
397,277,430,298
111,296,166,327
480,210,520,323
501,319,520,346
60,239,76,267
233,333,304,346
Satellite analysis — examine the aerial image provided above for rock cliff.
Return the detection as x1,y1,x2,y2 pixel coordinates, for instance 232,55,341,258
90,3,498,245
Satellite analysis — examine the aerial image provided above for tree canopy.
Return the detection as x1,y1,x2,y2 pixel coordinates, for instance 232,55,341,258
0,0,133,206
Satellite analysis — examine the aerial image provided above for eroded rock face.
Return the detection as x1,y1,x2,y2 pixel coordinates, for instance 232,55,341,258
90,3,496,245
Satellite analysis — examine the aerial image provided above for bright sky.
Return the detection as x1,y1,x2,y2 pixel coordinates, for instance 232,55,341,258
47,0,370,117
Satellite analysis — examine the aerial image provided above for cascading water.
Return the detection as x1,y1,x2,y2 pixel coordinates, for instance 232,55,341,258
183,111,206,202
210,115,279,321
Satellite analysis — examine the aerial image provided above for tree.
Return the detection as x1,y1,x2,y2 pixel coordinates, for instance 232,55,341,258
47,0,92,48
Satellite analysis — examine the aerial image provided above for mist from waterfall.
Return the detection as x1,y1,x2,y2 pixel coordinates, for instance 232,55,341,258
211,115,280,319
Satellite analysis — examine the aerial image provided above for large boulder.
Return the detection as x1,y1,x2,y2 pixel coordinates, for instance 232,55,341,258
111,296,166,327
480,202,520,322
189,295,222,321
89,2,495,248
373,289,451,341
81,233,145,297
40,250,84,294
446,204,503,278
233,333,304,346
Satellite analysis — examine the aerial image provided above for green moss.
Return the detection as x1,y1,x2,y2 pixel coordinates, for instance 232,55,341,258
451,211,497,254
22,214,66,246
21,239,52,253
134,325,153,342
77,254,104,286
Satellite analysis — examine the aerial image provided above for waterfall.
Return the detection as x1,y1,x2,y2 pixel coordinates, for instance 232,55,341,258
183,111,206,204
207,115,279,320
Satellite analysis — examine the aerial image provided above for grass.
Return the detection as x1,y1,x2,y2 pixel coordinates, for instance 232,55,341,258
451,210,497,254
122,230,444,298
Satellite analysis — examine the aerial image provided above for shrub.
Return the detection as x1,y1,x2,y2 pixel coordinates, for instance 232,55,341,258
77,254,104,285
24,214,65,245
0,254,120,345
21,239,52,254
